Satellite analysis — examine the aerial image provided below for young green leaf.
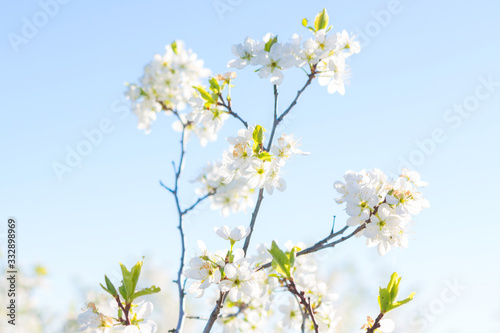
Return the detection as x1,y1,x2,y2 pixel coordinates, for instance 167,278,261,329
302,18,308,27
120,263,134,301
194,86,214,103
104,275,118,297
378,272,416,313
131,285,161,301
119,284,128,301
252,125,265,145
171,41,178,55
268,241,291,278
209,77,220,94
314,8,329,31
264,36,278,52
130,260,143,295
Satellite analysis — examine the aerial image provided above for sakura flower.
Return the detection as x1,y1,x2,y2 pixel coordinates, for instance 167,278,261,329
218,261,262,302
227,37,263,69
255,41,297,85
214,225,250,242
77,303,113,333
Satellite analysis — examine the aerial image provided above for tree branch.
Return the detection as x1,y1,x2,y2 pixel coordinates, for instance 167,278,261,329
286,279,319,333
366,313,385,333
257,224,365,271
202,291,228,333
219,94,248,129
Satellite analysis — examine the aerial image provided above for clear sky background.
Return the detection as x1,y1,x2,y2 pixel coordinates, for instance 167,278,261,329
1,0,500,332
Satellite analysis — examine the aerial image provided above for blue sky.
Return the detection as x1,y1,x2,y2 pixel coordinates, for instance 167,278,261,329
1,0,500,332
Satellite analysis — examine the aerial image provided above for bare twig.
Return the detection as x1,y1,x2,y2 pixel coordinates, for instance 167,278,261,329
242,72,317,256
157,105,219,333
203,292,228,333
218,94,248,129
257,224,365,271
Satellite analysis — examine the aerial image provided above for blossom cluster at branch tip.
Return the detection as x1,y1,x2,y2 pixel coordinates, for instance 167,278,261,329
195,125,308,216
78,261,160,333
227,9,360,93
77,301,157,333
125,40,210,134
334,168,430,255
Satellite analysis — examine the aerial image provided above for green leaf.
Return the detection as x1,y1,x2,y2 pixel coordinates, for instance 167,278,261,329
130,285,161,301
288,247,297,270
120,263,134,301
378,272,415,314
378,287,392,313
194,86,214,103
209,77,220,94
119,284,128,301
302,18,308,27
314,8,329,31
130,260,143,294
252,125,265,144
257,151,272,162
104,275,118,297
268,241,291,278
171,41,178,55
389,292,416,311
100,283,112,296
264,36,278,52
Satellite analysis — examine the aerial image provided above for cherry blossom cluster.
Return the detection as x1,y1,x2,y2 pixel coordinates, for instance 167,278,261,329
272,241,341,333
77,261,160,333
78,301,157,333
125,40,211,134
184,227,342,332
194,125,307,216
334,168,430,255
227,9,360,94
183,226,264,301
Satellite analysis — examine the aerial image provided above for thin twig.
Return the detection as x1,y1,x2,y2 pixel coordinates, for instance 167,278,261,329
181,191,216,216
219,94,248,128
242,188,265,254
276,69,316,125
366,313,385,333
203,291,228,333
204,73,317,333
257,225,364,271
286,279,319,333
292,292,307,333
158,105,217,332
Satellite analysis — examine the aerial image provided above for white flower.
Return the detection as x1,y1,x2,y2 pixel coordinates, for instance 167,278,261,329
78,303,113,332
255,42,296,85
214,225,250,242
126,40,210,133
218,261,262,302
227,37,263,69
184,242,224,297
278,298,302,330
335,168,428,255
240,160,271,189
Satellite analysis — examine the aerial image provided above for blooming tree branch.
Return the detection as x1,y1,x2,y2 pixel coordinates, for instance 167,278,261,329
78,8,429,333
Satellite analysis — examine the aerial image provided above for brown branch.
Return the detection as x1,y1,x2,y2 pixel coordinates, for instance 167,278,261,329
366,313,385,333
218,94,248,128
202,291,228,333
286,279,319,333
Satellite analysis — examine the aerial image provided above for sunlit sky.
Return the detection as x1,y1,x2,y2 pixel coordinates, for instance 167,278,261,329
1,0,500,332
